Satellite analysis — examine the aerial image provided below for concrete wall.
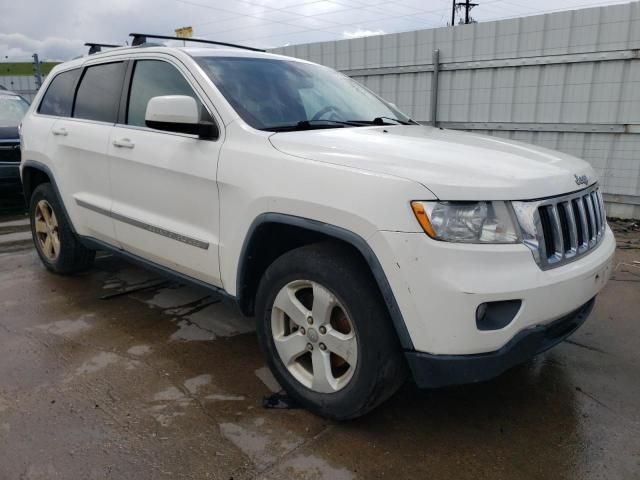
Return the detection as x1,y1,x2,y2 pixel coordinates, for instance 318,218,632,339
272,2,640,218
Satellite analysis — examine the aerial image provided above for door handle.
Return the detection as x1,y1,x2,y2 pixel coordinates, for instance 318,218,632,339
112,138,135,149
51,127,68,136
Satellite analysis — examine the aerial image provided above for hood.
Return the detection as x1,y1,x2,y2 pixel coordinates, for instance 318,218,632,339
269,125,597,200
0,126,19,141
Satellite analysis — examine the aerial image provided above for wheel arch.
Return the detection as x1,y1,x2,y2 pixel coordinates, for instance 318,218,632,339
236,213,414,350
21,160,77,234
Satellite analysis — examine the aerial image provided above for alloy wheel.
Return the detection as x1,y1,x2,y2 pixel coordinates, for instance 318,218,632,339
34,199,60,261
271,280,358,393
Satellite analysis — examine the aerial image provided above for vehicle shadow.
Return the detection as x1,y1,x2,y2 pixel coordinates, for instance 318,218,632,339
0,191,26,217
337,357,582,478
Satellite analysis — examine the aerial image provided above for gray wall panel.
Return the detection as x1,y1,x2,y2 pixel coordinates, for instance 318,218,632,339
271,3,640,216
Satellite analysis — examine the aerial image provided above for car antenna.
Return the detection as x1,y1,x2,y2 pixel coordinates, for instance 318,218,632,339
129,33,265,52
85,43,122,55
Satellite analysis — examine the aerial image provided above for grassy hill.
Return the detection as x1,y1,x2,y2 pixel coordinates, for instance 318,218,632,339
0,62,60,76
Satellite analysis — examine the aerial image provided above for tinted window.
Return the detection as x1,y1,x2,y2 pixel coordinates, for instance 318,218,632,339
73,62,126,123
127,60,201,127
38,69,80,117
0,95,30,126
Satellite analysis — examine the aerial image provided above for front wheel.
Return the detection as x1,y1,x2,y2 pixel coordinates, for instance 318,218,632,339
255,242,406,420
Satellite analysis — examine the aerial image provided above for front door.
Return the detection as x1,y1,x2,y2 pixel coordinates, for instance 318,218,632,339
108,58,223,287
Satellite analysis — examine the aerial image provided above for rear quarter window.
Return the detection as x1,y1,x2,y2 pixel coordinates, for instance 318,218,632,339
38,69,81,117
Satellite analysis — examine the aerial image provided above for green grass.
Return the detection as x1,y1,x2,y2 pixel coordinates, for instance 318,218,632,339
0,62,60,76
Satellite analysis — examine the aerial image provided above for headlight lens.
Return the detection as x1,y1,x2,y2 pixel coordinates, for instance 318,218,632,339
411,201,520,243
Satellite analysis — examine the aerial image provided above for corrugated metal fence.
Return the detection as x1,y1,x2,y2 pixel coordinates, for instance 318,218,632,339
0,76,40,103
272,2,640,218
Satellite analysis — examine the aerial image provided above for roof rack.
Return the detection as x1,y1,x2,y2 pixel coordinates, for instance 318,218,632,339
85,42,122,55
129,33,265,52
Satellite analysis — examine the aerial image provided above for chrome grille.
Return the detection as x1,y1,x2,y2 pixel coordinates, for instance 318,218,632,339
512,184,607,270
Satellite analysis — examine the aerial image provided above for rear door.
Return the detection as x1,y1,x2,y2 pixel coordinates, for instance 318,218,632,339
46,61,127,244
108,57,223,286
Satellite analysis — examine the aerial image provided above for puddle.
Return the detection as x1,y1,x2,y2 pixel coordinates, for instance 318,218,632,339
102,268,158,290
168,302,254,342
170,319,217,342
144,286,208,311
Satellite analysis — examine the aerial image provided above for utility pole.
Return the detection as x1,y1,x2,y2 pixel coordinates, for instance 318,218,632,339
451,0,456,26
451,0,478,25
32,53,43,90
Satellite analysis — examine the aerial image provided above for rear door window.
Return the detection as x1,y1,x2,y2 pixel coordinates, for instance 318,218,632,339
38,69,80,117
73,62,126,123
126,60,202,128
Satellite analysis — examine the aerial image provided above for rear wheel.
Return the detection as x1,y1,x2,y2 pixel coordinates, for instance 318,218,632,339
256,242,407,420
29,183,95,274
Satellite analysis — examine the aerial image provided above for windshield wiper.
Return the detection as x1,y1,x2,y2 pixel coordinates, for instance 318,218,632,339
262,119,368,132
343,116,414,126
372,116,412,125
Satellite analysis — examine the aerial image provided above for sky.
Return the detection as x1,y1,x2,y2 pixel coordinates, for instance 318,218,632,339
0,0,635,61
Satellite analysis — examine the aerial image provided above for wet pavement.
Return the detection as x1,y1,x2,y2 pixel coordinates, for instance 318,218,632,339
0,200,639,479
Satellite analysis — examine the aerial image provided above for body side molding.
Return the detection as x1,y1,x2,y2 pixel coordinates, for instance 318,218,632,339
75,198,210,250
237,212,414,350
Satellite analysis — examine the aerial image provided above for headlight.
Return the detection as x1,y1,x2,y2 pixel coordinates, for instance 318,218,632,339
411,201,520,243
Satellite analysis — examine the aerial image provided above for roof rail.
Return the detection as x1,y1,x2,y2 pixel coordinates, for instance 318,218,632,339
129,33,265,52
85,42,122,55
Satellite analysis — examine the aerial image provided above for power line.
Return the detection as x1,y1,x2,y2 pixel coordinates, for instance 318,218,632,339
166,0,629,48
196,1,483,38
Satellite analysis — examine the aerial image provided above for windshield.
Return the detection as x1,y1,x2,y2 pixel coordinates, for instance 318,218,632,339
196,56,411,131
0,94,30,127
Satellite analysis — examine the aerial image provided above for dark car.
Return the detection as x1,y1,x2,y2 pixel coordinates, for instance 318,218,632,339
0,90,30,193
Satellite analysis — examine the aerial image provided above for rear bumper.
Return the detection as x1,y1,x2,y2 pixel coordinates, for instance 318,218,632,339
405,297,594,388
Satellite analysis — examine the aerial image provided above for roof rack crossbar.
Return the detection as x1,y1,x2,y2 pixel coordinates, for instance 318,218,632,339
85,42,122,55
129,33,265,52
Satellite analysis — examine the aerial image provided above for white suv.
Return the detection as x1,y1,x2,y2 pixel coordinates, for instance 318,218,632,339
19,38,615,419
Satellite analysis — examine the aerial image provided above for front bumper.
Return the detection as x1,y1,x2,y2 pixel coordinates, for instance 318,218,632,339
0,162,22,191
405,297,594,388
369,225,615,355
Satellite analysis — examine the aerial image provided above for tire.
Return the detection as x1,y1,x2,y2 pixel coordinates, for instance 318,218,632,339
255,242,407,420
29,183,95,274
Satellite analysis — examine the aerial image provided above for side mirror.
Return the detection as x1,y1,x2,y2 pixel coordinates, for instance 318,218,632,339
145,95,218,140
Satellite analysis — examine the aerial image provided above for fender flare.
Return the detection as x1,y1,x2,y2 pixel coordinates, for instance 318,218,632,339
21,160,79,234
237,213,414,350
